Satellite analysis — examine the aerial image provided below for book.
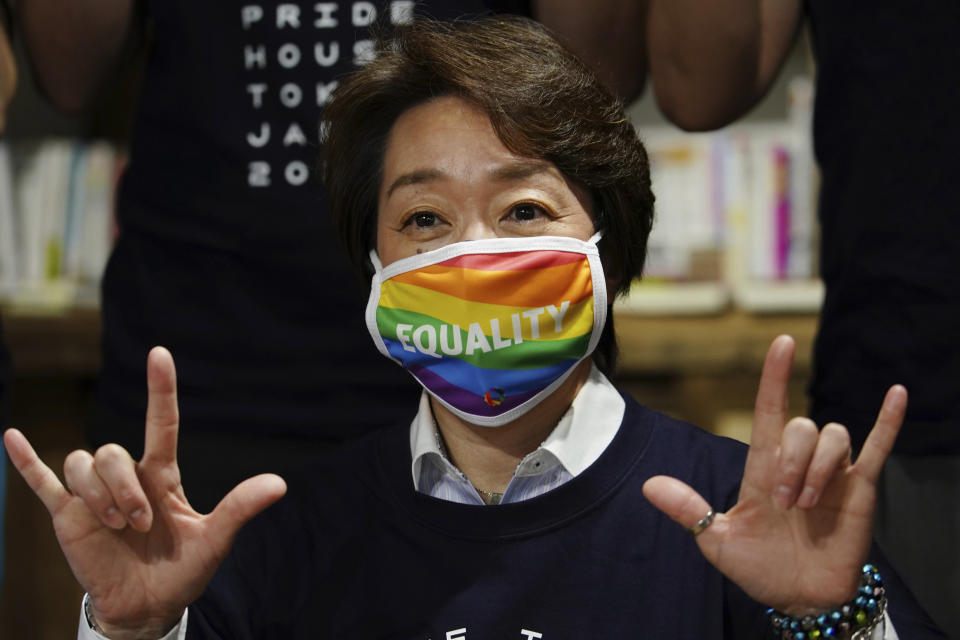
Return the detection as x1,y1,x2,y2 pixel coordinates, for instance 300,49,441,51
627,77,820,315
2,139,120,311
0,142,16,299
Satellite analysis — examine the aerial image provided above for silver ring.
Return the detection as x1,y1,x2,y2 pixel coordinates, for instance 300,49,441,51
688,509,715,536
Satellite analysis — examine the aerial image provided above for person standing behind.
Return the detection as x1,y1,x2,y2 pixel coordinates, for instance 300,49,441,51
644,1,960,635
0,0,17,588
0,0,14,131
9,0,645,514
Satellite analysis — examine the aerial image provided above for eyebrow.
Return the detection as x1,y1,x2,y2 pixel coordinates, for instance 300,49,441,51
385,160,557,200
385,169,446,199
488,160,555,182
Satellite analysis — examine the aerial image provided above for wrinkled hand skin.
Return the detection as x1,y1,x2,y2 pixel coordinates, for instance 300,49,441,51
4,346,287,639
644,335,906,615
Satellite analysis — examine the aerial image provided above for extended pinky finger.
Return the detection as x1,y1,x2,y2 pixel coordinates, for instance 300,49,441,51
856,385,907,481
3,428,71,516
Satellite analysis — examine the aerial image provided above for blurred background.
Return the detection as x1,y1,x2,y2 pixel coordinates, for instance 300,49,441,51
0,26,819,640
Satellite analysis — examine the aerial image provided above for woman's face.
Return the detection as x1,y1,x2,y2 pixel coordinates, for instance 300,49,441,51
376,96,595,267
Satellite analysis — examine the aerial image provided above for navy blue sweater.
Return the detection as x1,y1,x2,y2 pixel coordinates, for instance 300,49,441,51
188,393,943,638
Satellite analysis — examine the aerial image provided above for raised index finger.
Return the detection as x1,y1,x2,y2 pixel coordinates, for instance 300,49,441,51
3,428,72,515
142,346,181,466
749,335,796,453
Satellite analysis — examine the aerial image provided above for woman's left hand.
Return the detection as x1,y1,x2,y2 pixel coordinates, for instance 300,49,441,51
642,335,905,615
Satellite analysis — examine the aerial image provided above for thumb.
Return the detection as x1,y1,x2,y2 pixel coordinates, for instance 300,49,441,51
205,474,287,551
642,475,716,535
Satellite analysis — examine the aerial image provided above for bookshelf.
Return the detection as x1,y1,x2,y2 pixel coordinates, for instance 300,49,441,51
2,307,100,374
616,309,816,374
614,309,817,442
0,306,817,378
0,304,818,430
0,304,818,639
1,308,96,639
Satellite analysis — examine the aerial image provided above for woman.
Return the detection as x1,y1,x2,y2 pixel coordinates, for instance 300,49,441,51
3,17,943,640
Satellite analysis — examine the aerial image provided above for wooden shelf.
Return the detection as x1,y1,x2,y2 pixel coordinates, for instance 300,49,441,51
1,307,101,376
0,306,821,639
0,307,819,378
615,309,818,375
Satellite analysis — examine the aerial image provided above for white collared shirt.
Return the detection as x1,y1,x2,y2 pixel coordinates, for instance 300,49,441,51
411,364,625,505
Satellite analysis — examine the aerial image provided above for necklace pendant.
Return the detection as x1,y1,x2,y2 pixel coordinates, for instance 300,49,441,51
477,488,504,505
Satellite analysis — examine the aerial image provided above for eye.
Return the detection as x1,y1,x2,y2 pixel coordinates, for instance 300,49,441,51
508,202,550,223
404,211,439,228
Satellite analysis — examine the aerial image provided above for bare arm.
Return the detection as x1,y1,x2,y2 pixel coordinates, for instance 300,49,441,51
0,8,16,132
11,0,141,114
647,0,803,131
532,0,648,103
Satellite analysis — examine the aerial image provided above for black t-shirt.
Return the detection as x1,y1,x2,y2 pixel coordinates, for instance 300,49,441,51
805,0,960,453
95,1,529,443
187,393,943,638
0,320,9,426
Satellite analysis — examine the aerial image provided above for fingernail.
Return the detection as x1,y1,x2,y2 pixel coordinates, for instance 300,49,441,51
798,486,818,508
774,485,793,510
129,509,146,528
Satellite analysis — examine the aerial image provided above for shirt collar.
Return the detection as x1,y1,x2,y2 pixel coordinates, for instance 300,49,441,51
410,363,625,490
535,363,625,477
409,391,464,488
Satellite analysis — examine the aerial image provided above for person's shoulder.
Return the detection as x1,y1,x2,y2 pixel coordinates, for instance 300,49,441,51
283,421,410,501
620,389,746,454
226,421,410,547
618,389,747,503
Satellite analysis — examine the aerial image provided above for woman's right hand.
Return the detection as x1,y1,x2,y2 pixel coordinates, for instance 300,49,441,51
3,346,287,639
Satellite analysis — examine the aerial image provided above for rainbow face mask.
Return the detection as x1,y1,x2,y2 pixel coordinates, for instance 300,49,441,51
366,234,607,427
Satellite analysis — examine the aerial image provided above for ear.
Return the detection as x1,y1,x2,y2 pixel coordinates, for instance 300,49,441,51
597,240,626,297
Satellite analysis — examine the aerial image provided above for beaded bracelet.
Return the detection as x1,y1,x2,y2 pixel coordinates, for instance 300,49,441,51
767,564,887,640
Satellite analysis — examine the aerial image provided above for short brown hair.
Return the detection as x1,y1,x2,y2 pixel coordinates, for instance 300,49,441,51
321,16,655,374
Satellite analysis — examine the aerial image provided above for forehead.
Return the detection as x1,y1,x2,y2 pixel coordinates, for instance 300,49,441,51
391,95,492,137
383,96,512,174
380,95,573,196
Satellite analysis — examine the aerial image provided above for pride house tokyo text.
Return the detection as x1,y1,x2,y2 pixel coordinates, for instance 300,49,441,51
241,2,415,188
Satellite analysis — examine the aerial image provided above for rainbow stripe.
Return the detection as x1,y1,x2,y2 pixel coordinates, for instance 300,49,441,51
376,249,595,417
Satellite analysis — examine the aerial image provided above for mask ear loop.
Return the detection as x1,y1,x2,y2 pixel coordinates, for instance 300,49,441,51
368,249,384,273
364,249,395,362
588,230,604,245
